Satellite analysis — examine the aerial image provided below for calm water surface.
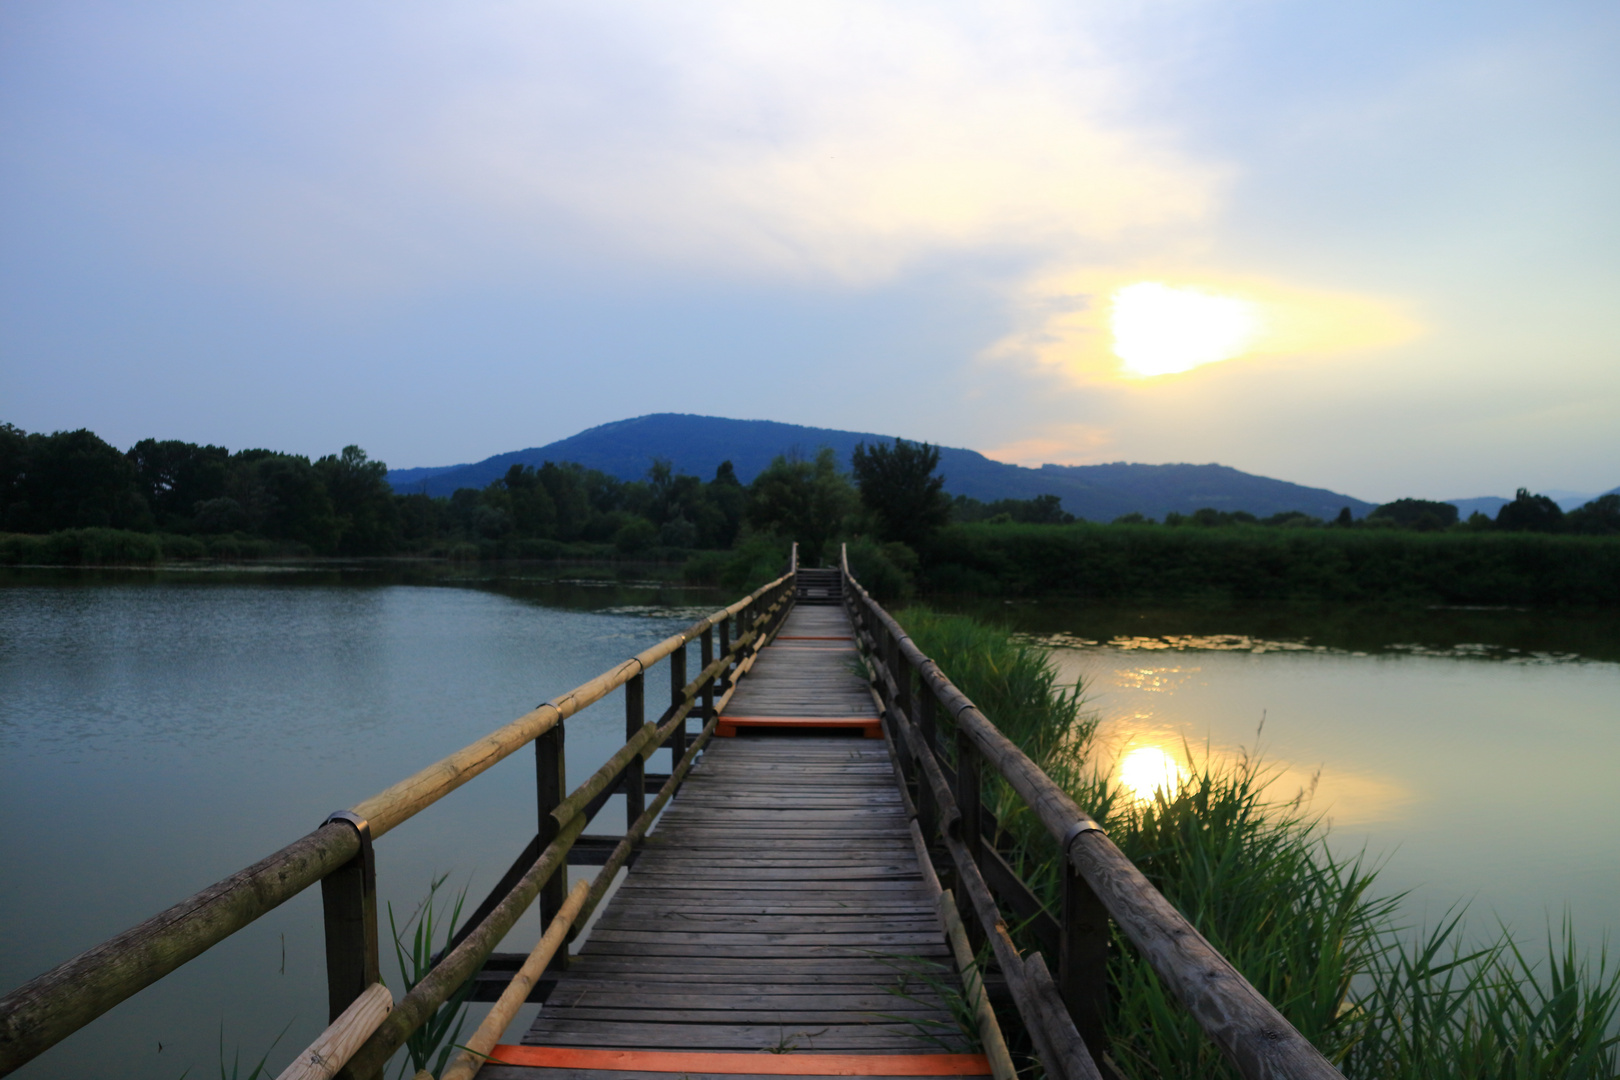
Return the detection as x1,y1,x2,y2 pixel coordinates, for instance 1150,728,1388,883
4,576,1617,1078
971,602,1620,954
0,566,727,1080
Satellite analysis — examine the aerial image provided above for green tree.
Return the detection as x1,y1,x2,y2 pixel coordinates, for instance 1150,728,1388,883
316,445,400,554
0,423,30,531
1368,498,1459,531
850,438,951,547
537,462,592,540
16,428,150,532
1566,493,1620,535
230,452,339,552
1496,488,1564,532
747,447,857,564
698,460,746,548
128,439,231,528
500,465,558,539
954,493,1075,525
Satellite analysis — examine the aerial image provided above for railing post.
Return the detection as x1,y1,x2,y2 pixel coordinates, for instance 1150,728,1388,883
954,731,985,952
894,642,913,728
320,813,379,1025
625,672,645,825
1061,857,1112,1062
915,689,939,845
670,641,688,764
700,626,715,725
535,722,567,967
717,616,731,692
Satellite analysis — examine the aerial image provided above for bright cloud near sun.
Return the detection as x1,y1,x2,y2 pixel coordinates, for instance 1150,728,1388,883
994,268,1423,386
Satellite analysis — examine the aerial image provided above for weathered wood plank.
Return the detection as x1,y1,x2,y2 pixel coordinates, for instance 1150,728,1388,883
483,1068,991,1080
522,1020,963,1050
519,603,968,1061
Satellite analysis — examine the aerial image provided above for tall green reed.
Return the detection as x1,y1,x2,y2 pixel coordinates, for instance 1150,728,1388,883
896,606,1620,1079
388,873,473,1079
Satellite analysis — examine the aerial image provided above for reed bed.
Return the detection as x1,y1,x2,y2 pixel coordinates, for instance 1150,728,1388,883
896,607,1620,1079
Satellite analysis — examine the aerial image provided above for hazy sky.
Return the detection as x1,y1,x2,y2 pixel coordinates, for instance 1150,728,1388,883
3,1,1616,501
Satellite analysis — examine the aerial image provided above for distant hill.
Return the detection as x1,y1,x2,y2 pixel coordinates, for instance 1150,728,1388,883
1445,487,1619,518
387,413,1378,521
1445,496,1512,519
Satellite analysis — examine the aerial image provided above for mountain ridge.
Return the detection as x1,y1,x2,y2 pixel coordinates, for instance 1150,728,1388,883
387,413,1380,522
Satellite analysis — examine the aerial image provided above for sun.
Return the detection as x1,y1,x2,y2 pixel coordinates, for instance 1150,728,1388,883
1110,282,1262,377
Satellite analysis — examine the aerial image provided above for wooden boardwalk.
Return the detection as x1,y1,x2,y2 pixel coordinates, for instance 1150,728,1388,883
487,592,984,1080
2,556,1344,1080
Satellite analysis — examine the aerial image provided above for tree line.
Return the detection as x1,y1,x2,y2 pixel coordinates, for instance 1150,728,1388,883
4,422,1613,575
0,423,970,563
1110,493,1619,535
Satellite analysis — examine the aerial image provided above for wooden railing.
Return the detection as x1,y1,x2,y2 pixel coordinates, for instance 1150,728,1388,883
841,546,1340,1080
0,552,800,1079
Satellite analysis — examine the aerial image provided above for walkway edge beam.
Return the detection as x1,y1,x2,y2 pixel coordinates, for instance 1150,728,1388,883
0,571,793,1077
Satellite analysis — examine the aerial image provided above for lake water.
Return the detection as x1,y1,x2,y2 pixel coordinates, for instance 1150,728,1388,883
0,566,728,1080
955,601,1620,953
3,572,1617,1078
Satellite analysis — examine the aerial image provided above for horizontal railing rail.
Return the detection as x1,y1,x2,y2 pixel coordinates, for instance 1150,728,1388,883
0,550,800,1078
841,544,1339,1080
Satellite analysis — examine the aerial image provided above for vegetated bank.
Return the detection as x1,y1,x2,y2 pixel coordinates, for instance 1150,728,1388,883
7,420,1618,610
919,522,1620,607
898,606,1620,1078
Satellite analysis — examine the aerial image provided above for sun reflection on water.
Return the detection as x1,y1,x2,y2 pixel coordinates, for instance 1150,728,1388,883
1116,744,1187,803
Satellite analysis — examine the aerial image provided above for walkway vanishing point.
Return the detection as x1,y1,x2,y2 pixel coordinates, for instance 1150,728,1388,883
0,550,1343,1080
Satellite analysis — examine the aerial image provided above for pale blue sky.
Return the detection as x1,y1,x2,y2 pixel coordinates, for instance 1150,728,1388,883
2,1,1616,501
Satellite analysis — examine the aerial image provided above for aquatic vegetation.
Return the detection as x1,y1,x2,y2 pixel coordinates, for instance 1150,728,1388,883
388,874,473,1080
898,607,1620,1079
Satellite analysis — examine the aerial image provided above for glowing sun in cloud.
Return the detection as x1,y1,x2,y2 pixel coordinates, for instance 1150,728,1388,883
1110,282,1262,377
991,268,1421,394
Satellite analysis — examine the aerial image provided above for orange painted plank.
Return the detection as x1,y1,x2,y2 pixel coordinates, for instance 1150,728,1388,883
716,716,882,739
488,1046,991,1075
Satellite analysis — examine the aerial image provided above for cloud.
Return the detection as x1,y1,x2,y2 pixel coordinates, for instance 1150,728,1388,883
415,2,1224,283
10,2,1225,292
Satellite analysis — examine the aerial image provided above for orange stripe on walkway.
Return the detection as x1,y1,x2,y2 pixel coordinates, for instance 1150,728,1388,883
717,715,882,738
488,1046,992,1075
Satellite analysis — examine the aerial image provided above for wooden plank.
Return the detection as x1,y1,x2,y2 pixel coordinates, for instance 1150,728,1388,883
521,1021,964,1050
541,988,950,1006
483,1069,990,1080
532,1007,958,1025
576,944,952,960
519,609,971,1062
592,917,942,935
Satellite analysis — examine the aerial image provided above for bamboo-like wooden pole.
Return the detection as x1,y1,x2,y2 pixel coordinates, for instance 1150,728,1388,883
935,892,1017,1080
273,981,392,1080
904,808,1015,1080
436,880,589,1080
